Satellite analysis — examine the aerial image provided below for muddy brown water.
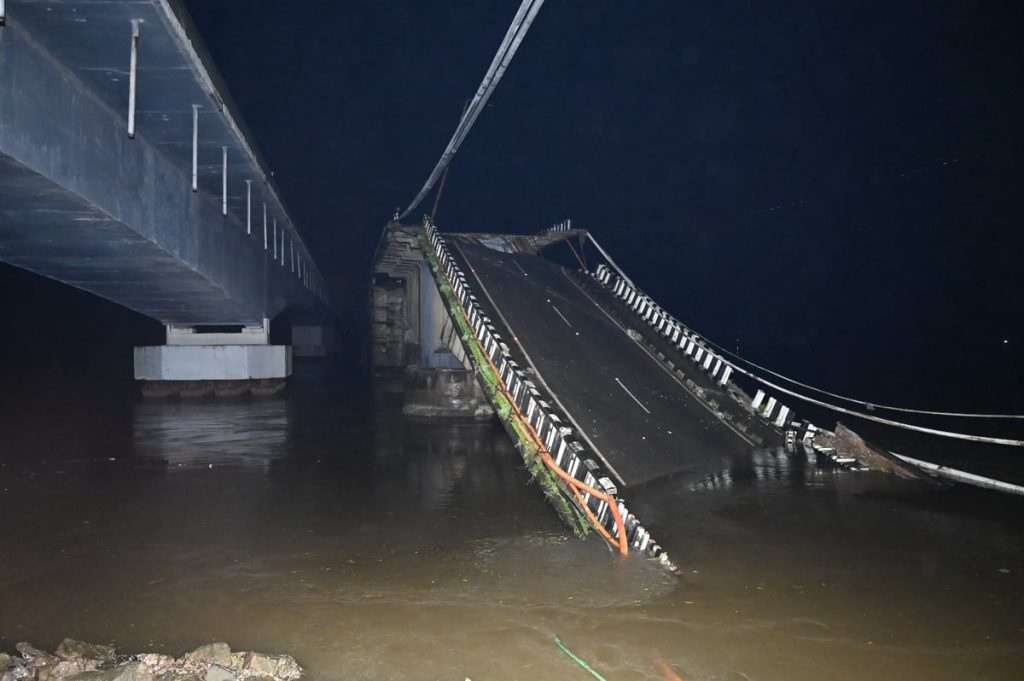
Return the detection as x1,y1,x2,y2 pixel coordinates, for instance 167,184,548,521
1,363,1022,680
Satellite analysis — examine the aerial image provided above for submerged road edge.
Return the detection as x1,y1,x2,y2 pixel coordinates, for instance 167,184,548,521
419,222,679,572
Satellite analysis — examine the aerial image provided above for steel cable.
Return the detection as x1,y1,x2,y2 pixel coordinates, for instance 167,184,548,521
399,0,546,219
584,231,1024,423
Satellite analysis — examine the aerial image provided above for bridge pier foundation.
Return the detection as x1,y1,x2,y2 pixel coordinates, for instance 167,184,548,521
133,319,291,397
372,224,494,419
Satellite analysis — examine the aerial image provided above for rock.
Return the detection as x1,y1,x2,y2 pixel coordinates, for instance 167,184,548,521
275,655,300,681
3,672,18,681
203,666,234,681
183,645,231,669
38,659,101,681
136,656,175,677
9,662,33,681
14,644,42,660
0,653,10,669
227,655,245,674
56,641,115,664
156,674,201,681
238,654,273,678
17,643,58,670
65,662,155,681
240,653,300,680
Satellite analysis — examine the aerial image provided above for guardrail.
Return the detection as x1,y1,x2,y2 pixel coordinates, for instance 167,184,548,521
589,263,851,464
423,222,675,569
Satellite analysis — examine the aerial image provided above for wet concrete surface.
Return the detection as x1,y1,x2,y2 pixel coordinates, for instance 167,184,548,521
453,240,751,487
1,362,1023,680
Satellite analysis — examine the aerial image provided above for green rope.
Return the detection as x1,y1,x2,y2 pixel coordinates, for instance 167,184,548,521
553,635,607,680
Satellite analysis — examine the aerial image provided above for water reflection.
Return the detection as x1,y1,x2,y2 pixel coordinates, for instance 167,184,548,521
126,382,537,519
687,447,840,492
131,398,291,469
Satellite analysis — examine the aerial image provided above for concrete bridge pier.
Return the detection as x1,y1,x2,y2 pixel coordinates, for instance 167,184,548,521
372,224,493,418
134,319,291,398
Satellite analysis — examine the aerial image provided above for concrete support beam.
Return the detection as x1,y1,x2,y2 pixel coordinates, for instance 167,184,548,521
167,319,270,346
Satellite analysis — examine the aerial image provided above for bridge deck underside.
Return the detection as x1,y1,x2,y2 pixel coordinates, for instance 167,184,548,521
0,154,259,324
0,2,328,324
453,239,751,487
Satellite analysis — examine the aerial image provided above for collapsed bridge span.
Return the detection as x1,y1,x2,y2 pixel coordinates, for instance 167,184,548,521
373,219,1010,568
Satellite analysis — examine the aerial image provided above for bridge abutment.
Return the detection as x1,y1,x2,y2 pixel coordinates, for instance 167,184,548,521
134,319,291,397
372,224,493,419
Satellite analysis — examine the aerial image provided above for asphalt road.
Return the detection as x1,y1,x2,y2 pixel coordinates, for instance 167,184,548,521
454,240,751,487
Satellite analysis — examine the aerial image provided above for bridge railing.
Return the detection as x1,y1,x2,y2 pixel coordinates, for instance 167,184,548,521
589,258,1024,451
589,262,835,459
423,221,676,568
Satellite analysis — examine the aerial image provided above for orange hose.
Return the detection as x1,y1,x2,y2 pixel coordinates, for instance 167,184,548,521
436,250,629,556
565,463,617,547
657,659,685,681
542,452,627,556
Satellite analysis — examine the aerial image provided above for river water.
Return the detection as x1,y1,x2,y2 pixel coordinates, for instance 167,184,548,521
1,361,1022,680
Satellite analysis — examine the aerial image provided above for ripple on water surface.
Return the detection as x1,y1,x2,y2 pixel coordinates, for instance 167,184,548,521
1,368,1022,680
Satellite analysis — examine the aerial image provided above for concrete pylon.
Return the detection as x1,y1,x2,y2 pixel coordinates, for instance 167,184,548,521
133,319,291,397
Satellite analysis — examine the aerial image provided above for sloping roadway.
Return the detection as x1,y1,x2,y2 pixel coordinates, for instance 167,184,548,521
452,238,753,487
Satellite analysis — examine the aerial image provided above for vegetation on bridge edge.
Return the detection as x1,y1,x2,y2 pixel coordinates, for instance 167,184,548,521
416,231,589,538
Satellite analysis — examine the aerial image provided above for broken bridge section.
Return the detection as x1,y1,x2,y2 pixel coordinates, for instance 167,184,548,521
448,236,759,487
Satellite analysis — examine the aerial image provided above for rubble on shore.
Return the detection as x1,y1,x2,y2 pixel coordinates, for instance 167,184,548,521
1,640,301,681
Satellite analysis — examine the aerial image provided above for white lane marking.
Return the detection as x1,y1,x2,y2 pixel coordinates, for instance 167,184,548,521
551,304,573,328
614,377,652,414
562,269,756,447
455,242,625,486
512,261,529,277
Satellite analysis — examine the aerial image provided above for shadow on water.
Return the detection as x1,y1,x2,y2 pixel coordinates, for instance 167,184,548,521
1,361,1022,680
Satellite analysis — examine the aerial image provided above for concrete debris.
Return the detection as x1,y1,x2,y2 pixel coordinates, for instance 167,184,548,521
832,423,932,480
8,660,32,681
239,654,300,681
134,658,173,678
14,646,53,667
56,642,114,665
38,660,101,681
64,662,153,681
201,666,233,681
182,646,231,670
1,644,301,681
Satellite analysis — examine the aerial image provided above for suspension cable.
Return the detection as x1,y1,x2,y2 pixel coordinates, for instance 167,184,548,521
399,0,546,220
695,328,1024,420
583,230,1024,421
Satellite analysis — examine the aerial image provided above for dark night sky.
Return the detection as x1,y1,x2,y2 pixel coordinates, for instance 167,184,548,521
1,1,1021,412
177,0,1022,408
